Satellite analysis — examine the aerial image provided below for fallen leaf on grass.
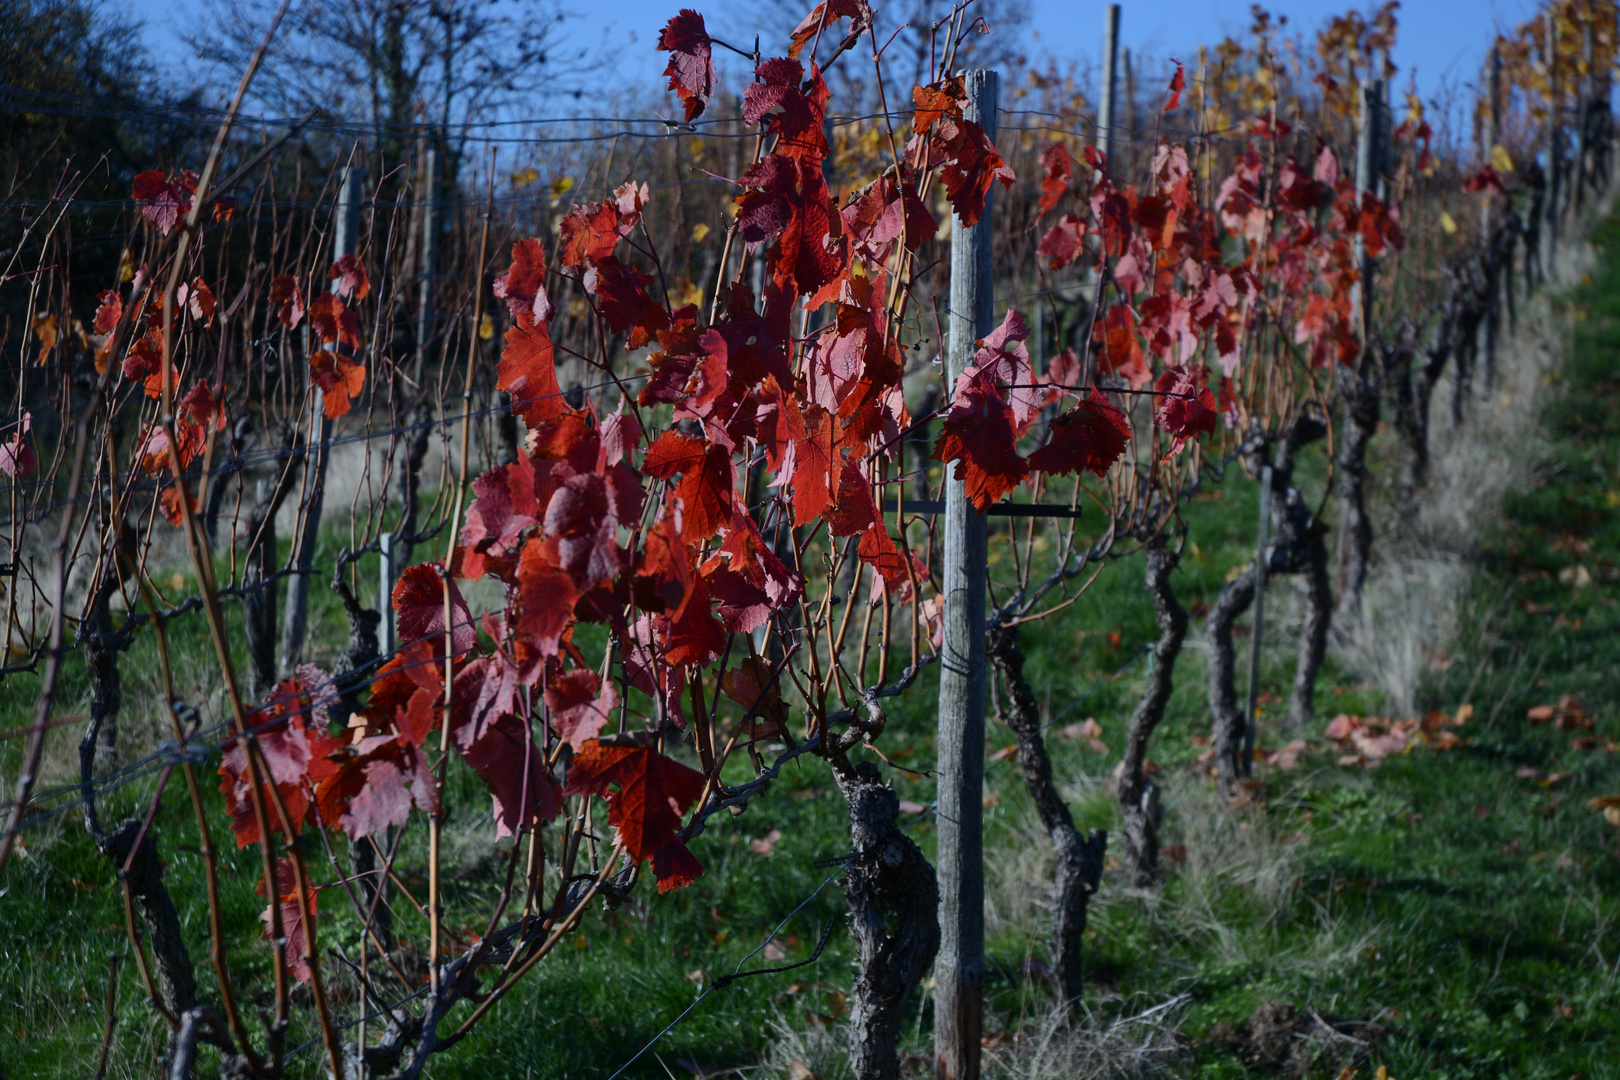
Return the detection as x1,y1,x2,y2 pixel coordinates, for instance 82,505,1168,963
1527,695,1591,730
1057,717,1109,753
897,800,928,814
1571,736,1600,751
1257,740,1307,770
1587,796,1620,827
749,828,781,855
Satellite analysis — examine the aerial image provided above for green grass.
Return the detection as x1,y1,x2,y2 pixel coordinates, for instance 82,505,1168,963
8,223,1620,1078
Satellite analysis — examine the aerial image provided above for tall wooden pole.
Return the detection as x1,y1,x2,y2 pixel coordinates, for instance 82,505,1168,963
1096,7,1120,174
1577,17,1595,209
414,143,438,388
378,531,396,657
281,160,362,671
935,67,997,1080
1547,12,1562,264
1339,61,1384,596
1482,43,1501,237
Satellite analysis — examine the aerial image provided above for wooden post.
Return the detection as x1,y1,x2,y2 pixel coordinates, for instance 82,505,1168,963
1096,6,1120,174
414,143,438,387
1340,68,1382,589
1481,44,1501,237
378,531,396,657
1122,48,1135,178
1243,464,1273,774
1577,18,1595,209
1352,74,1381,344
935,67,996,1080
281,160,362,671
1547,12,1562,263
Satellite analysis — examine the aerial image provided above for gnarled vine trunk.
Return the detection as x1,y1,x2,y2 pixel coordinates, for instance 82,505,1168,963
80,646,196,1034
836,761,940,1080
1117,538,1187,885
1208,564,1257,801
987,623,1106,1003
1288,532,1333,728
1209,413,1332,796
1333,335,1392,626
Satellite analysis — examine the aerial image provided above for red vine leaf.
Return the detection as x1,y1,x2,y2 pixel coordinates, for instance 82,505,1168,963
257,857,317,982
932,367,1028,511
308,293,359,350
1164,61,1185,111
493,237,555,325
565,739,707,890
1154,364,1218,457
787,0,870,60
657,9,717,123
545,669,620,750
498,316,565,425
936,119,1015,227
393,564,476,659
269,275,305,329
131,169,196,234
309,353,365,419
328,253,370,301
1028,389,1131,478
0,414,37,478
1038,142,1072,216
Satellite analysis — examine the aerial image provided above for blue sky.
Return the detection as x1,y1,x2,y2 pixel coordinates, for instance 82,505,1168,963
116,0,1545,125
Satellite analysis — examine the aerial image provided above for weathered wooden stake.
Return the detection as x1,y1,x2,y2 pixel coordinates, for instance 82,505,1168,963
415,142,438,386
379,531,396,657
1482,44,1501,238
281,160,362,671
1547,12,1562,266
1096,6,1120,173
935,67,997,1080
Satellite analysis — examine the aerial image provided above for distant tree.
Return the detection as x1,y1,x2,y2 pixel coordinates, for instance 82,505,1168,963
0,0,173,191
186,0,609,177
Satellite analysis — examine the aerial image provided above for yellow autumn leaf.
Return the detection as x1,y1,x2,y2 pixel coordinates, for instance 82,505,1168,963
549,175,575,205
1439,211,1457,235
31,314,58,358
479,313,494,341
691,222,711,243
510,167,539,187
1491,144,1515,173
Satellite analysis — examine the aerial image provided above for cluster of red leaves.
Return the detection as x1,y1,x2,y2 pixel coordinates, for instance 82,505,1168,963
130,169,232,233
218,666,346,848
1032,63,1405,415
931,309,1134,510
131,170,198,234
99,276,217,399
262,10,1205,909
